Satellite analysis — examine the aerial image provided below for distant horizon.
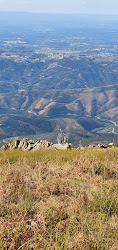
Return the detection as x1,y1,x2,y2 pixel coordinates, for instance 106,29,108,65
0,11,118,27
0,0,118,15
0,11,118,18
0,10,118,16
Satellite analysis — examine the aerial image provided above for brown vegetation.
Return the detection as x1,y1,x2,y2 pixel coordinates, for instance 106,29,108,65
0,148,118,249
38,102,55,115
1,88,118,119
35,98,51,110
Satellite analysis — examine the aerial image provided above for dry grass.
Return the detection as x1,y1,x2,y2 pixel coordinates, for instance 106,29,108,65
0,148,118,249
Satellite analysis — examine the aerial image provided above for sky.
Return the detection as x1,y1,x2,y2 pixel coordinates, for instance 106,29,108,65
0,0,118,15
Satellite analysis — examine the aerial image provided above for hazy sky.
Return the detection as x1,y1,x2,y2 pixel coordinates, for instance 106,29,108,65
0,0,118,15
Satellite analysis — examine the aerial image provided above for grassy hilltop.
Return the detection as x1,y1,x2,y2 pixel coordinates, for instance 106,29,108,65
0,148,118,249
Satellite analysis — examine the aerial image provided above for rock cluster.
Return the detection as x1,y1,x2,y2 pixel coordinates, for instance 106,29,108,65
1,138,53,151
53,143,71,150
97,144,107,148
76,143,108,150
88,144,107,148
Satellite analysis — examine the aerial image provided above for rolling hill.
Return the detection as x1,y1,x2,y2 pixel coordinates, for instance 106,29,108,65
1,86,118,146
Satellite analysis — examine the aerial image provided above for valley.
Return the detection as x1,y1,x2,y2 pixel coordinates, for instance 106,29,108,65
0,13,118,146
1,86,118,146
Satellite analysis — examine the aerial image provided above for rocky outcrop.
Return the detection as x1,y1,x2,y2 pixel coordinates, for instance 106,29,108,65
97,144,107,148
1,138,53,151
1,138,72,151
53,143,71,150
76,143,108,150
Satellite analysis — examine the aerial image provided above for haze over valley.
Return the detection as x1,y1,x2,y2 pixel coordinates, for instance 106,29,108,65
0,12,118,146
